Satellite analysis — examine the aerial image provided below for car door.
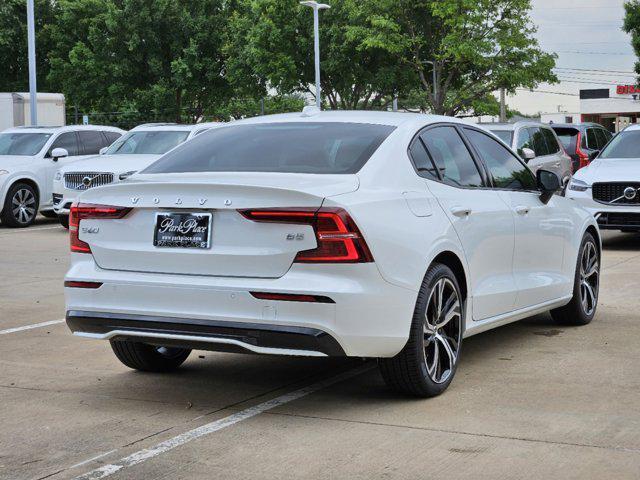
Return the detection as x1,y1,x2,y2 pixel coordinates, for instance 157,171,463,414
42,132,82,203
463,127,570,309
414,124,517,320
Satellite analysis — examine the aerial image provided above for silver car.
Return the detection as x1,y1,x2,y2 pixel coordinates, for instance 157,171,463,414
486,121,573,186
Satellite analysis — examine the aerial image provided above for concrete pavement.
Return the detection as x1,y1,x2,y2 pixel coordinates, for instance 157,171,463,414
1,220,639,479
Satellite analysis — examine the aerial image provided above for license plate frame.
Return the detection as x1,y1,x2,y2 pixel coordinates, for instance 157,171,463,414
153,212,212,249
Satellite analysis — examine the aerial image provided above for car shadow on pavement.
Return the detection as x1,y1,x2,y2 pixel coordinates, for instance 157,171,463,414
601,231,640,251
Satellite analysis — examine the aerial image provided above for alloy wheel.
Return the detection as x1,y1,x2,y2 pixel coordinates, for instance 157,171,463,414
579,241,599,316
423,278,462,384
11,188,37,225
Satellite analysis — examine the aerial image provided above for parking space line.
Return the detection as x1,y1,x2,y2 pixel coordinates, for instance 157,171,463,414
0,319,65,335
0,225,62,235
74,363,373,480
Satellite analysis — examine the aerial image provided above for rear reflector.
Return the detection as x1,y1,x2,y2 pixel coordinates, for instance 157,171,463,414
64,281,103,289
240,207,373,263
250,292,335,303
69,203,132,253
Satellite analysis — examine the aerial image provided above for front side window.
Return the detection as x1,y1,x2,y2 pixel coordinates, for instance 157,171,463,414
586,128,597,149
106,130,190,155
599,130,640,159
465,128,536,191
420,126,483,187
516,128,533,157
144,123,396,174
104,132,122,144
594,128,608,150
0,133,51,156
542,128,560,154
49,132,80,156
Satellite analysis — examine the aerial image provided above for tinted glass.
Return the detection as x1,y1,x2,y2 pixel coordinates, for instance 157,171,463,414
553,127,578,153
516,128,533,157
0,133,51,156
50,132,80,156
542,128,560,154
586,128,597,149
489,130,513,145
594,128,608,149
465,128,536,190
145,123,396,174
599,130,640,159
408,139,438,181
78,131,105,155
104,131,122,145
420,126,483,187
106,130,190,155
529,128,549,156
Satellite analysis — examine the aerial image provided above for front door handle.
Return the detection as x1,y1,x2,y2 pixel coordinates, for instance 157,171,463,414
514,205,530,215
450,206,472,218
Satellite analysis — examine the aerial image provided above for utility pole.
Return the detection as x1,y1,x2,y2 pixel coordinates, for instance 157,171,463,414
499,88,507,122
300,1,330,109
26,0,37,126
424,60,438,114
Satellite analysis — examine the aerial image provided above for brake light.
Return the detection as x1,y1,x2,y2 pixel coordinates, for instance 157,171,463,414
250,292,335,303
64,281,103,289
240,207,373,263
576,132,590,170
69,202,131,253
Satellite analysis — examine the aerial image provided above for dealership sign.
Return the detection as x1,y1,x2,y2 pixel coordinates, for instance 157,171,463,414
617,85,640,100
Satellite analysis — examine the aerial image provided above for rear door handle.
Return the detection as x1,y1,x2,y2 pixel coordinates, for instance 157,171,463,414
514,206,530,215
450,206,472,218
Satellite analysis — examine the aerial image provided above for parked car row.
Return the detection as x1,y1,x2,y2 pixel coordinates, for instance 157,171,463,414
0,122,219,228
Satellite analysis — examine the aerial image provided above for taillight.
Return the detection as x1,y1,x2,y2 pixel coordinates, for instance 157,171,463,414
64,281,103,289
69,202,131,253
576,132,590,170
250,292,335,303
240,207,373,263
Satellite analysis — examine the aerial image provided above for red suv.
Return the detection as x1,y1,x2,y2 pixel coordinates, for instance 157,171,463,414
550,123,613,172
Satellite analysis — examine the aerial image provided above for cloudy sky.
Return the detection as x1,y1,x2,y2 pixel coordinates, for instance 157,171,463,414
507,0,637,114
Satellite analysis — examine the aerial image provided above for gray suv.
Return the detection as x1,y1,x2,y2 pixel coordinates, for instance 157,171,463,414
485,121,573,186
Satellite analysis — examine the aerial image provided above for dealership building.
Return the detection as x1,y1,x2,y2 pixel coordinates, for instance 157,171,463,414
577,85,640,132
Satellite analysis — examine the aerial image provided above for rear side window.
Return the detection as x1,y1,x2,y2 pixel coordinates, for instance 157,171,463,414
586,128,597,149
529,128,549,156
465,128,536,191
78,131,105,155
144,122,396,174
542,128,560,154
408,140,439,181
553,127,578,153
49,132,80,156
420,126,483,187
489,130,513,145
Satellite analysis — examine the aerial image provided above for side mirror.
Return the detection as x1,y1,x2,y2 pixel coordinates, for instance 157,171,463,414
50,148,68,162
589,149,600,161
521,148,536,163
537,169,561,204
99,147,108,155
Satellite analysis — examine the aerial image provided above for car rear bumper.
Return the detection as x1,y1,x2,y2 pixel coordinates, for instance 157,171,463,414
64,258,418,358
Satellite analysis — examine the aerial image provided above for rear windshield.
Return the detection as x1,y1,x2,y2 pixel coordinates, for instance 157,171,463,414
143,122,396,174
0,133,52,156
105,130,190,155
488,130,513,145
599,130,640,159
553,127,579,153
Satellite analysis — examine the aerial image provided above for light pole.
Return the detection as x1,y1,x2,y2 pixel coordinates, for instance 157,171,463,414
26,0,37,125
300,1,330,109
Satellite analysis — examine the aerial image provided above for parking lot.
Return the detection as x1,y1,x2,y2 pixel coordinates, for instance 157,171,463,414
0,219,639,480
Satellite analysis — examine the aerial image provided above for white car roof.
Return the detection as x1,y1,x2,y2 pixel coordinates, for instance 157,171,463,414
129,123,203,132
225,110,474,130
623,124,640,132
2,124,124,134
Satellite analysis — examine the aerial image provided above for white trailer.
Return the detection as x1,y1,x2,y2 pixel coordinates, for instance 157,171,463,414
0,93,65,131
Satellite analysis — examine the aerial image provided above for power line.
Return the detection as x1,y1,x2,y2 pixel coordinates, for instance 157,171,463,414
553,50,635,56
554,67,636,75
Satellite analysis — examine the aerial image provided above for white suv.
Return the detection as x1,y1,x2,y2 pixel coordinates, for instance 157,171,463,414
0,125,124,227
52,123,219,227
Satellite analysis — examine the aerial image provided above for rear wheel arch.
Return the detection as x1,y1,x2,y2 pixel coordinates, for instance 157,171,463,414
430,251,468,309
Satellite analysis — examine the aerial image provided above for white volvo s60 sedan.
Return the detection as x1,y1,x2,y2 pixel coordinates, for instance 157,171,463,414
64,110,600,397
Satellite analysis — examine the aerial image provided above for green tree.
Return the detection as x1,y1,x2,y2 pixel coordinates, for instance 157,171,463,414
351,0,557,115
0,0,58,92
624,0,640,77
225,0,412,109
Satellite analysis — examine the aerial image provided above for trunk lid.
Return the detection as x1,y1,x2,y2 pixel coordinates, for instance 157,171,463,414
75,172,359,278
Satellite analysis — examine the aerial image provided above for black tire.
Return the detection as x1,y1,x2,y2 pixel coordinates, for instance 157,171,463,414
379,263,464,397
40,210,57,218
58,214,69,229
551,232,600,326
1,182,39,227
110,340,191,372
